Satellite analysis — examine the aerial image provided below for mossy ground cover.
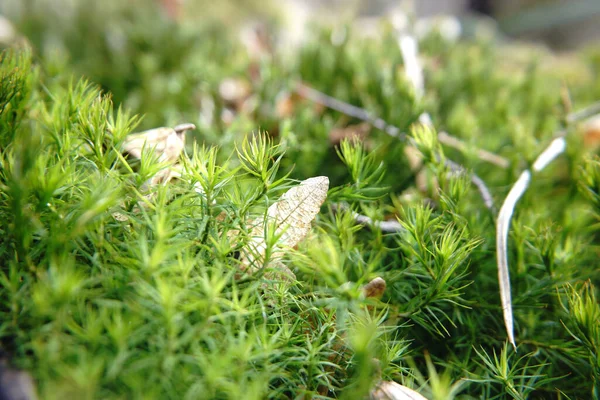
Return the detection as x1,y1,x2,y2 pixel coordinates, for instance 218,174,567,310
1,1,600,399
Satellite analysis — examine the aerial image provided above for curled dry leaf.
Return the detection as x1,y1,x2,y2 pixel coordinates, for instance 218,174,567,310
370,381,427,400
122,123,195,163
240,176,329,273
363,277,386,298
120,124,203,209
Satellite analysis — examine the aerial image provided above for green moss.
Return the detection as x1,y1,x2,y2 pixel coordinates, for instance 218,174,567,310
1,3,600,399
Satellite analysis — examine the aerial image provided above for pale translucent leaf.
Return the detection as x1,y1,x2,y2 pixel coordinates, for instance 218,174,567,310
241,176,329,273
263,260,296,282
371,381,428,400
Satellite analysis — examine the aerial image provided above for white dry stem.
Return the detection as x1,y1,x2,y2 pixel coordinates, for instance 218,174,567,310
496,170,530,349
496,137,566,348
397,29,497,213
353,213,405,233
330,203,404,233
532,138,567,172
399,35,425,99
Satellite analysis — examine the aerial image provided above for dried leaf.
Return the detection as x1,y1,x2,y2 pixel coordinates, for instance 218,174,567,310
219,78,252,106
112,212,128,222
370,381,427,400
122,123,195,163
263,260,296,282
329,122,371,145
363,277,386,298
221,108,236,125
240,23,273,61
0,15,17,45
140,164,206,199
241,176,329,273
159,0,182,20
275,90,299,119
146,166,183,187
582,115,600,149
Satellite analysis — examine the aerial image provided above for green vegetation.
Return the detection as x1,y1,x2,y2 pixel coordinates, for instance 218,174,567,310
1,1,600,398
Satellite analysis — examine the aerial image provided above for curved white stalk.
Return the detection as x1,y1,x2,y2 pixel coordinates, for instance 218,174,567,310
496,137,566,348
496,170,531,349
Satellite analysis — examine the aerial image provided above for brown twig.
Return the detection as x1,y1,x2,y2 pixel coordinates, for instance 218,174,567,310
296,82,498,212
437,131,510,168
295,83,403,138
296,82,509,170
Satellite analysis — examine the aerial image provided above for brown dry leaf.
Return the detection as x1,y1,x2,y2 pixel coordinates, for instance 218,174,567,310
370,381,427,400
275,90,300,119
363,277,386,299
159,0,182,20
329,122,371,145
122,123,195,163
240,176,329,273
582,115,600,149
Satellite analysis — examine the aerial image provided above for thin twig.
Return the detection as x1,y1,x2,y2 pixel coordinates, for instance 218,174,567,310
566,100,600,123
295,83,404,138
445,159,496,211
331,203,404,233
438,131,510,168
295,83,509,168
296,82,498,212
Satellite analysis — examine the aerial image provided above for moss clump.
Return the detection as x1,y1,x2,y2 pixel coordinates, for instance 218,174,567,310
1,2,600,399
